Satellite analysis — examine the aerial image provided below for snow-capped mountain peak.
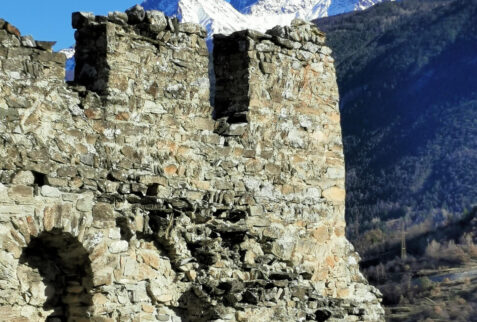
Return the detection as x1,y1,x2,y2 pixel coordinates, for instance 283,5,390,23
141,0,393,38
236,0,393,18
142,0,294,37
177,0,252,36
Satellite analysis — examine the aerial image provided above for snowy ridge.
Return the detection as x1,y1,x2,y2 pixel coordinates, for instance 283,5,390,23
176,0,252,36
59,48,75,60
143,0,297,38
142,0,394,37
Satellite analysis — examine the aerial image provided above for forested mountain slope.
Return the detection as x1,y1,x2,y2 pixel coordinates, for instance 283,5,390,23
315,0,477,244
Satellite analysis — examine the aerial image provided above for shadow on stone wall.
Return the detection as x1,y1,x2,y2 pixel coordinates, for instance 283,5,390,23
19,229,93,321
173,289,218,322
73,22,110,94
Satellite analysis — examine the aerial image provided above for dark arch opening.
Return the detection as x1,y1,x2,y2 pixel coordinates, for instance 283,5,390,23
19,229,93,321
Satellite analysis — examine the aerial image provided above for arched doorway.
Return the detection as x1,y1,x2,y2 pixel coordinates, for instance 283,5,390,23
19,229,93,321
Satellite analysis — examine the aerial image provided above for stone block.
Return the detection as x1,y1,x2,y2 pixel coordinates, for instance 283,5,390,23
139,249,161,270
11,171,34,185
8,185,33,200
76,194,93,212
40,185,61,198
148,277,175,303
36,41,56,51
43,203,72,231
93,267,113,287
20,35,35,48
92,203,113,221
5,23,20,37
322,187,346,203
72,12,95,29
146,10,167,32
312,226,330,244
0,307,28,321
107,11,128,25
125,4,145,24
109,240,128,254
46,176,69,187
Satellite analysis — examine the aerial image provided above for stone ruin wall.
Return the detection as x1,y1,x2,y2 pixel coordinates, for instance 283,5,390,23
0,6,384,322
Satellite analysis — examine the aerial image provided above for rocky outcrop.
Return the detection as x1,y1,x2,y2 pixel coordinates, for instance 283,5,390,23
0,6,384,321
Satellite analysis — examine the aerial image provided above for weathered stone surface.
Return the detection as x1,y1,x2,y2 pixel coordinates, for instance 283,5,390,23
145,10,167,32
323,186,346,203
92,203,113,220
20,35,35,47
125,4,146,24
36,41,56,51
108,11,128,25
71,11,94,29
109,240,128,253
5,23,20,37
0,6,383,322
8,185,33,199
40,185,61,198
11,171,34,185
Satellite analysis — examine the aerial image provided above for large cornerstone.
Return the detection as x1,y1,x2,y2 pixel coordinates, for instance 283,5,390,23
0,6,384,322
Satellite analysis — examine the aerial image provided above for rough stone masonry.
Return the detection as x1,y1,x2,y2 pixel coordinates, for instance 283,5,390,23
0,5,384,321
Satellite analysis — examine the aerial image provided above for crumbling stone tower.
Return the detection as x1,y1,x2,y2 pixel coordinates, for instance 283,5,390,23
0,6,384,321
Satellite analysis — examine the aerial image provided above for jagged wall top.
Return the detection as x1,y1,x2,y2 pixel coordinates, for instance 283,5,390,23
72,5,208,95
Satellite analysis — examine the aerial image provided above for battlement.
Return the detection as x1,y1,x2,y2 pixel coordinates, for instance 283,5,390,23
73,6,208,98
0,19,65,81
214,20,327,120
0,6,383,321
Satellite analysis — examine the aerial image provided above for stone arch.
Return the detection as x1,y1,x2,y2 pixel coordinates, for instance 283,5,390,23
18,228,93,321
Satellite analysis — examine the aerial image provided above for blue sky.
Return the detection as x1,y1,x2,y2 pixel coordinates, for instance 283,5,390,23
1,1,140,50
